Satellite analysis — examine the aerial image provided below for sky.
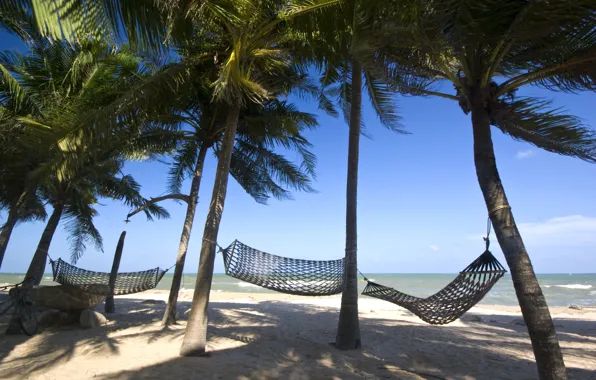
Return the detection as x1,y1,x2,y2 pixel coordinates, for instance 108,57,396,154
1,32,595,275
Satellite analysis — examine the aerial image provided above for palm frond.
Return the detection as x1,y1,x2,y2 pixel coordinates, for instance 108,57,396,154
0,1,39,42
14,195,47,224
363,68,404,133
0,62,27,110
98,174,170,220
120,127,183,162
281,0,342,21
64,192,103,264
228,147,290,204
6,0,177,53
491,97,596,163
228,139,315,204
71,58,205,142
167,139,199,194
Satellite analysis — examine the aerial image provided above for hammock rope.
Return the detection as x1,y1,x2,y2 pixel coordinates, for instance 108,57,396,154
361,220,507,325
221,240,345,296
50,258,169,296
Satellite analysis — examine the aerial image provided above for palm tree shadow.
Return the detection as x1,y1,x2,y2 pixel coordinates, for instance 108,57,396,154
104,300,596,380
0,297,184,378
0,292,38,364
1,297,594,379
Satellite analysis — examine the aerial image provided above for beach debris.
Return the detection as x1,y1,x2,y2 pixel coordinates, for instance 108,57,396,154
569,305,582,310
511,318,526,326
80,309,108,329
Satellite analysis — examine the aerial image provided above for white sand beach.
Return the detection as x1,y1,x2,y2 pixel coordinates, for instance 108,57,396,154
1,290,595,380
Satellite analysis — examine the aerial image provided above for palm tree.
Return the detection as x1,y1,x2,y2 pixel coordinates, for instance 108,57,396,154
0,119,48,268
0,145,46,269
125,69,318,326
49,0,337,355
26,150,168,283
169,0,339,356
0,10,47,266
0,39,171,281
356,1,596,378
293,0,403,349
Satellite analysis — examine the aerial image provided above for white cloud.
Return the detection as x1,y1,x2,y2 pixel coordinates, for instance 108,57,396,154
516,149,536,160
468,215,596,247
429,245,440,252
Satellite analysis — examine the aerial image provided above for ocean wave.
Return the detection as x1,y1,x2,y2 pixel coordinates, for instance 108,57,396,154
237,282,260,288
553,284,592,290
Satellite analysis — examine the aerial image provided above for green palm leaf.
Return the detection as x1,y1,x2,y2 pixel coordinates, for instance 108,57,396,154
64,190,103,264
167,139,200,194
363,68,404,133
3,0,178,53
491,97,596,163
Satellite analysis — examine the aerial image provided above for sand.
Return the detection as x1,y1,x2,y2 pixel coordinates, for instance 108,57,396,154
1,290,595,380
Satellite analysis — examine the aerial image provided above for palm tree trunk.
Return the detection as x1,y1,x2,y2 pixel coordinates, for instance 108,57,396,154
105,231,127,314
162,144,209,326
471,104,567,380
180,105,240,357
335,60,362,350
26,203,64,285
0,206,18,270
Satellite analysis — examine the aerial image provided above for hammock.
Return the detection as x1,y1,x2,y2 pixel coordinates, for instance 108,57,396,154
50,258,168,296
361,249,506,325
221,240,345,296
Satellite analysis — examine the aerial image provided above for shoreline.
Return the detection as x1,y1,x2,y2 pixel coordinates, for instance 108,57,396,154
3,271,595,308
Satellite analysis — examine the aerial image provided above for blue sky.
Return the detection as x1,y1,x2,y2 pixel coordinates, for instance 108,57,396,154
1,32,595,275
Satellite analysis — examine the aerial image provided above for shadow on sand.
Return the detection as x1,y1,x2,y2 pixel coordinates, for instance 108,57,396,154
0,296,595,380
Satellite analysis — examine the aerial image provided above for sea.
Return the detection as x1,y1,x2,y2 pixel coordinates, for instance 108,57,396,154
1,273,595,307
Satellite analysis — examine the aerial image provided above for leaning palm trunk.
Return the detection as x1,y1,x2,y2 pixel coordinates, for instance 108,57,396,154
335,61,362,350
180,106,241,356
0,206,18,269
7,203,64,334
26,204,64,285
471,104,567,380
105,231,127,313
163,144,209,326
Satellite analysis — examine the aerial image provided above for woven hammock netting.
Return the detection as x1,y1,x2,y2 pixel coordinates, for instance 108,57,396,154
50,258,167,296
362,250,506,325
222,240,345,296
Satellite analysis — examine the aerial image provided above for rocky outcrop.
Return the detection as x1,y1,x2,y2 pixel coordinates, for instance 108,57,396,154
31,285,105,311
79,309,108,328
39,310,81,328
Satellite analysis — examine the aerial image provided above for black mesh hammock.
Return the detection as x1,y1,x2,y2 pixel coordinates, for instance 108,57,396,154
361,247,506,325
50,258,168,296
221,240,345,296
